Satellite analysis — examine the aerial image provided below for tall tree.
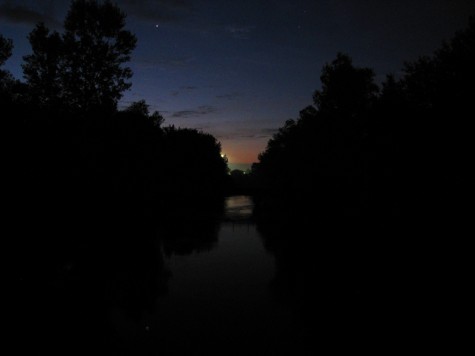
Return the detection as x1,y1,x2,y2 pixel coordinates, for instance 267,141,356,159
61,0,137,113
253,54,378,217
313,53,378,119
0,34,13,67
0,34,14,92
125,100,165,127
22,23,63,107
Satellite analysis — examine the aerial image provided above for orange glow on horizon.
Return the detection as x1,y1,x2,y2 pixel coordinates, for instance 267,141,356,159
220,138,268,165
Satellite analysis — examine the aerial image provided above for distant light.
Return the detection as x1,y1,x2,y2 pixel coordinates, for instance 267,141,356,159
155,24,159,29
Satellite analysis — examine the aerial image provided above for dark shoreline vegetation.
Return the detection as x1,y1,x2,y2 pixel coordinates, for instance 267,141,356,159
3,1,472,354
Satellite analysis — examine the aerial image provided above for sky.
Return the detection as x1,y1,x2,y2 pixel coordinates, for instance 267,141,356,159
1,0,474,169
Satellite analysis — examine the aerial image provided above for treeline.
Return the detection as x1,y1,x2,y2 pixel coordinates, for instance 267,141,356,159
2,1,229,304
252,17,474,222
1,0,229,226
3,5,228,351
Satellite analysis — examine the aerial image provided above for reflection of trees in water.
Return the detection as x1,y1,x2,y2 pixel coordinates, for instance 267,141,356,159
257,219,413,351
160,220,222,256
13,210,171,355
158,200,224,256
12,202,224,355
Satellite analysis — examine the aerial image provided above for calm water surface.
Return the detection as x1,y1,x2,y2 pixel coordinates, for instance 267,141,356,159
14,195,408,354
152,196,304,354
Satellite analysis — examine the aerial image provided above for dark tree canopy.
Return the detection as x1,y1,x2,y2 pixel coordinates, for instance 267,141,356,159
21,0,137,113
313,53,378,118
0,34,14,92
22,23,63,107
124,100,165,127
254,54,377,214
0,34,13,66
61,0,137,113
254,17,475,221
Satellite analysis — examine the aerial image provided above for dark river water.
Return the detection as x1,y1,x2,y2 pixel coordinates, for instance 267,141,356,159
151,196,305,354
13,195,418,355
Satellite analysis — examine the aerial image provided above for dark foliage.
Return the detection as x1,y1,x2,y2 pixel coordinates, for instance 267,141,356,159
0,33,15,95
227,169,254,195
253,18,475,223
253,54,375,218
22,0,137,113
5,3,228,353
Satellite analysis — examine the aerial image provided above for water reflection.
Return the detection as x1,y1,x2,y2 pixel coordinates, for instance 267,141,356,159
152,196,304,354
257,219,416,352
16,197,381,354
13,211,169,355
224,195,254,221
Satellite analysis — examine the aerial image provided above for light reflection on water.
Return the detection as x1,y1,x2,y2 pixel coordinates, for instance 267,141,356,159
152,195,301,353
224,195,254,220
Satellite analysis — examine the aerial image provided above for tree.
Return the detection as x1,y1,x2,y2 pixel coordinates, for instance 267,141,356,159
22,23,63,107
384,17,475,219
0,34,13,66
61,0,137,113
313,53,378,118
125,100,165,127
253,54,378,218
22,0,137,113
0,34,14,92
21,1,137,113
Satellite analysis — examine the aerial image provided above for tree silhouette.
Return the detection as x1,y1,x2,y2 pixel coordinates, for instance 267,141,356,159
62,0,137,113
124,100,165,127
254,17,475,221
253,54,376,218
0,34,14,93
161,126,229,206
378,16,475,219
22,23,63,108
314,53,378,118
0,34,12,67
22,0,137,114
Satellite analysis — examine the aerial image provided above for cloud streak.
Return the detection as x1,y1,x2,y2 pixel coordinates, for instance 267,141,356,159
135,55,195,69
171,85,197,96
217,127,278,140
0,0,192,26
216,92,241,100
226,25,255,39
120,0,192,23
0,2,61,27
170,105,217,118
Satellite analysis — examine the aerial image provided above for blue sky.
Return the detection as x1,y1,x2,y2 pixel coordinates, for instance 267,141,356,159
1,0,474,168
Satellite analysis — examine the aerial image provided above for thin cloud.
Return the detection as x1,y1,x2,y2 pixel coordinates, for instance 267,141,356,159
171,105,217,118
135,56,195,69
217,128,278,140
170,85,197,96
260,128,279,135
0,3,61,27
120,0,192,23
0,0,191,26
216,92,241,100
226,25,256,39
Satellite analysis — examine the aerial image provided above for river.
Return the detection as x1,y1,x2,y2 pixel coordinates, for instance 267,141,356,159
14,195,401,354
150,195,305,354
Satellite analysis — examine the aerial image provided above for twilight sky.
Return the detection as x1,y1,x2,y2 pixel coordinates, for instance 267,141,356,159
1,0,474,169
